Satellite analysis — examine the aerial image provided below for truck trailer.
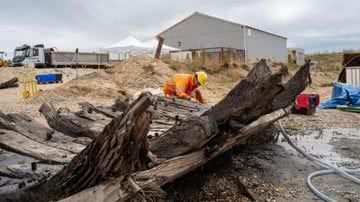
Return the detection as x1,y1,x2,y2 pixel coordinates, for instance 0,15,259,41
12,44,109,68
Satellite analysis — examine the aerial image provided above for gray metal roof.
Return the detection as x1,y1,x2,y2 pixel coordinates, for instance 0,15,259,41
157,12,287,40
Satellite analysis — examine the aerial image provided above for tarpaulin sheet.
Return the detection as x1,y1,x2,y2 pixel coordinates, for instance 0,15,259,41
319,82,360,109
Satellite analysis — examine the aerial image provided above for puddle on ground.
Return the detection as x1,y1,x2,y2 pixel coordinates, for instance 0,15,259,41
278,128,360,168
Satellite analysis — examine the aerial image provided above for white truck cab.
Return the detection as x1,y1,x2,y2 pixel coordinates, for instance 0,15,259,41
12,44,45,67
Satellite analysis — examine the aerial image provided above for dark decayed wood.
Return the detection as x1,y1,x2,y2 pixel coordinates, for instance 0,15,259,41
0,77,19,89
39,104,106,139
0,93,155,202
0,112,86,153
0,112,86,163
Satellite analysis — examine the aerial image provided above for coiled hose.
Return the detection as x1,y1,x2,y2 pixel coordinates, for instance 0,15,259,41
278,121,360,202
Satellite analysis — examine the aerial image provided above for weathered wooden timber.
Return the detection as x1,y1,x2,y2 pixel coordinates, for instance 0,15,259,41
0,129,75,164
0,93,154,201
39,104,107,139
0,77,19,90
0,112,86,153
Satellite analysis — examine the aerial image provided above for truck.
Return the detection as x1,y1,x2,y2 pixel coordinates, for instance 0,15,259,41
12,44,110,68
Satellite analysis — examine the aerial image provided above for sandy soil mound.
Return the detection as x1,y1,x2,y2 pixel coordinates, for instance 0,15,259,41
54,72,121,98
0,67,19,81
109,55,174,94
28,72,124,104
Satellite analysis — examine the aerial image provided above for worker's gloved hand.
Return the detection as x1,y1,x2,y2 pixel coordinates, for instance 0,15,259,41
189,98,199,103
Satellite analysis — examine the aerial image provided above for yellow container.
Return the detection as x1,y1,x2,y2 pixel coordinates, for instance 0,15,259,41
18,66,39,98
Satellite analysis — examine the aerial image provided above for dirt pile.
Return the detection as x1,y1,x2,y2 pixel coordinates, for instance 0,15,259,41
28,71,124,104
28,56,175,103
54,72,121,98
109,55,174,94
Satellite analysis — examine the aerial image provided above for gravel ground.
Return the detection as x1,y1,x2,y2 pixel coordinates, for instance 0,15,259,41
283,109,360,129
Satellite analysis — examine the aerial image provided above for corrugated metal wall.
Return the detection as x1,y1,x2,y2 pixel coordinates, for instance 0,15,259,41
245,28,287,63
295,49,305,65
160,13,244,50
346,67,360,87
170,51,192,63
159,12,287,63
51,52,109,65
287,48,305,65
109,53,130,61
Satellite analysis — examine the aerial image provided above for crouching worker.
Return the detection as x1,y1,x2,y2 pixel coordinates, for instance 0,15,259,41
163,71,208,104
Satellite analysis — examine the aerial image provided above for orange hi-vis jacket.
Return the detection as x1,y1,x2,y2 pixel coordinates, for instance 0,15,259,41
163,74,207,103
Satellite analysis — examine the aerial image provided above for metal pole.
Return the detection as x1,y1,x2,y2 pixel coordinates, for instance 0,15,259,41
98,48,100,69
75,48,79,78
243,26,248,64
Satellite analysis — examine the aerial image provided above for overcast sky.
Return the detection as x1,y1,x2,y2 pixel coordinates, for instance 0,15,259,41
1,0,360,56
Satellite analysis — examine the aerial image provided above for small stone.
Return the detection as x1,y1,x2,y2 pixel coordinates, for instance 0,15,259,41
18,181,26,189
27,178,34,183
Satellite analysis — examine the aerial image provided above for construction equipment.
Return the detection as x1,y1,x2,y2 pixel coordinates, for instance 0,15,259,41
0,52,9,67
292,94,320,115
12,44,109,68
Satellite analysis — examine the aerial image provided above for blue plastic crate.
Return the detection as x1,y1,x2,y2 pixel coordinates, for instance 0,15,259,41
36,74,62,83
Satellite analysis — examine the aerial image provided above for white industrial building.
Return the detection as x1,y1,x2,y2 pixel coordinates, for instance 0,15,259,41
155,12,287,63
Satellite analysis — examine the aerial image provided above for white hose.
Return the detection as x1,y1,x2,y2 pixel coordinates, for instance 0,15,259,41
307,170,360,202
278,121,360,202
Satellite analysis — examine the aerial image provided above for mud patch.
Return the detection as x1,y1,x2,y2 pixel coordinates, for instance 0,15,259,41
279,128,360,168
331,138,360,162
